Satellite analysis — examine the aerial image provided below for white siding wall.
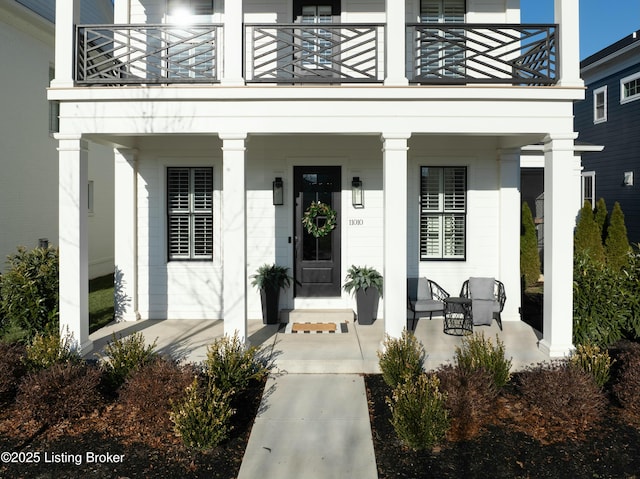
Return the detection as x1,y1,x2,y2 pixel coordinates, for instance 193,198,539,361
135,138,222,320
0,4,113,278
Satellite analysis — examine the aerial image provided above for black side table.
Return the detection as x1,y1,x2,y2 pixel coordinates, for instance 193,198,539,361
443,297,473,336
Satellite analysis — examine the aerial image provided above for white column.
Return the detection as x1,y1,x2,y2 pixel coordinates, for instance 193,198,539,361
221,1,244,85
114,148,138,322
540,133,578,357
498,149,521,321
555,0,583,87
51,0,79,88
221,133,248,341
58,135,92,354
384,1,409,86
382,133,411,339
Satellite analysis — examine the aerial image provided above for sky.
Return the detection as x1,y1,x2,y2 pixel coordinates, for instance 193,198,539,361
521,0,640,60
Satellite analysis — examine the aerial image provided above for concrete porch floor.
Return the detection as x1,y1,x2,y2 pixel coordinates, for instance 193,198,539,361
87,315,548,372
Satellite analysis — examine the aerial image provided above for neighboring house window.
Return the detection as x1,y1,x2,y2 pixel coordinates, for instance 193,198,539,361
167,167,213,260
593,86,607,123
48,66,59,134
581,171,596,208
420,166,467,260
620,71,640,104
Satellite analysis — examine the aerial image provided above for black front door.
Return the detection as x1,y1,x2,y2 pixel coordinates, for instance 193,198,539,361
294,166,341,297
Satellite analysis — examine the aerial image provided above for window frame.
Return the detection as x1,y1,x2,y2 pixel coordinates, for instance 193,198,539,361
419,165,467,261
581,171,596,209
167,166,214,261
593,85,607,123
620,71,640,104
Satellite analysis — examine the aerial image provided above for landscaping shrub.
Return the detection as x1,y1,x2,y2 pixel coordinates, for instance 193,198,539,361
569,343,613,389
574,201,606,266
572,251,640,347
612,343,640,418
16,361,102,426
517,361,606,443
0,246,59,338
25,328,80,371
594,197,608,242
170,377,235,449
100,332,158,393
454,332,511,389
118,357,196,434
204,332,269,392
378,330,426,389
0,342,27,405
605,201,631,271
386,373,449,450
520,202,541,287
436,364,497,441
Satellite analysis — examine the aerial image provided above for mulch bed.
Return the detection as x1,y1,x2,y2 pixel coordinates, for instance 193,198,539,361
0,379,266,479
365,374,640,479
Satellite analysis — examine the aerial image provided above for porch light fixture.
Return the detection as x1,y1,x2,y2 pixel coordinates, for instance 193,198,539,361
273,177,284,205
351,176,363,207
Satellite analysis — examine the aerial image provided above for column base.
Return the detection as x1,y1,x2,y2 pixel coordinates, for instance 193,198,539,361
538,339,575,358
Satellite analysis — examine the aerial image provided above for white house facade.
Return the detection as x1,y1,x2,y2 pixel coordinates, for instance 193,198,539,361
0,0,114,278
50,0,583,357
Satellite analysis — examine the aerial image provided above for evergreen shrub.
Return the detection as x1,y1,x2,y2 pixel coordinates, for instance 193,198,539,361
574,201,606,266
520,202,541,287
454,332,511,389
378,330,426,388
386,373,449,450
100,332,158,393
569,343,613,389
605,202,631,271
170,377,235,449
0,246,59,338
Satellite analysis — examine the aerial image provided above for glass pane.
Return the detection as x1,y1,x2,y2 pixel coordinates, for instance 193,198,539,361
301,187,333,261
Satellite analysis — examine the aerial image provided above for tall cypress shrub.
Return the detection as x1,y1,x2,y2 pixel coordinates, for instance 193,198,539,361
520,202,541,286
605,201,631,271
594,198,608,243
574,201,606,266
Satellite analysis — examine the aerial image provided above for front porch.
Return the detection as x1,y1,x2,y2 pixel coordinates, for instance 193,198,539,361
87,316,547,373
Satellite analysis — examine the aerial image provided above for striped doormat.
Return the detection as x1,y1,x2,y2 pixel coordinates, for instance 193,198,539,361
281,322,349,334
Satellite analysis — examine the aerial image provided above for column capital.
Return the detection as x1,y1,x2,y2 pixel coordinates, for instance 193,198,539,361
381,133,411,151
543,132,579,152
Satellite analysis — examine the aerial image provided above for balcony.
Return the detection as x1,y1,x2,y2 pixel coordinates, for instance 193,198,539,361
75,23,557,87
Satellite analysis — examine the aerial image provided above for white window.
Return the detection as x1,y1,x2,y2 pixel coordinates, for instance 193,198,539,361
620,71,640,104
581,171,596,208
167,167,213,260
420,166,466,260
593,86,607,123
301,5,333,68
168,0,214,16
420,0,466,79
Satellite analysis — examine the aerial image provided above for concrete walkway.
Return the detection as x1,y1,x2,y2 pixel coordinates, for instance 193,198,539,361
237,374,378,479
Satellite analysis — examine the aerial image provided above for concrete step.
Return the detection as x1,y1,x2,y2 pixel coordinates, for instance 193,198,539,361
281,309,355,324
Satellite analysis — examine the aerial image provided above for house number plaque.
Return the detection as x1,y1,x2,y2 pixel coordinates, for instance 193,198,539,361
349,219,364,226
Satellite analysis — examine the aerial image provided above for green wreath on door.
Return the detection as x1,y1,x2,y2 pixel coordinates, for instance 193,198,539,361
302,201,337,238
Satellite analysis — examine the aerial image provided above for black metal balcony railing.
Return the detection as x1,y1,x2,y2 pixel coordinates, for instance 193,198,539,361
76,24,222,85
409,24,557,85
74,23,558,87
245,24,384,83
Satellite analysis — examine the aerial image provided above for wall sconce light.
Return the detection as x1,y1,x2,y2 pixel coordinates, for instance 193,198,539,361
351,176,363,207
273,177,284,205
624,171,634,186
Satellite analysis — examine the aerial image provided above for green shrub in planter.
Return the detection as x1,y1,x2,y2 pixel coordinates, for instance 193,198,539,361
170,377,235,449
454,332,511,389
251,264,294,324
343,265,383,325
386,373,449,450
378,330,425,389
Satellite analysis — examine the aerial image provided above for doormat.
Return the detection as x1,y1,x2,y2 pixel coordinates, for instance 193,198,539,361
280,322,348,334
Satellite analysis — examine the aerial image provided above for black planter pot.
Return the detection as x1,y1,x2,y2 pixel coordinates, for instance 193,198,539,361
355,288,380,325
260,286,281,324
